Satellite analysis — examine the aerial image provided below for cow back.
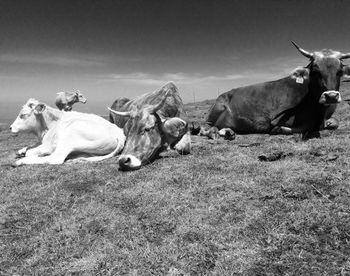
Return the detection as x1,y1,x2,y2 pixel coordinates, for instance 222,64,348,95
110,83,187,128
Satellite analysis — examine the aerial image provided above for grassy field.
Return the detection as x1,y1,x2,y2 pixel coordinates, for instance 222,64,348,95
1,84,350,275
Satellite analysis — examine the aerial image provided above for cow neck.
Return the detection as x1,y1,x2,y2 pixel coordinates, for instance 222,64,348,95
36,107,62,141
67,93,77,103
154,112,167,145
33,113,48,140
304,64,329,129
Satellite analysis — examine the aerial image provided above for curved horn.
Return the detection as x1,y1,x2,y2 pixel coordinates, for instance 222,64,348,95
291,41,314,59
339,53,350,60
108,107,134,117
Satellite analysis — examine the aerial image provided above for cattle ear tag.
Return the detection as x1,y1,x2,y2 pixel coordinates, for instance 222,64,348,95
296,77,304,84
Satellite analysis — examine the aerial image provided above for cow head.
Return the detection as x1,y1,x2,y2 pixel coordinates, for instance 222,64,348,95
292,41,350,105
75,90,87,104
10,99,47,134
108,92,188,171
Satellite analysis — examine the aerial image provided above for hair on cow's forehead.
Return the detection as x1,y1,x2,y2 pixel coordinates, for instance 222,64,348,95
312,56,342,69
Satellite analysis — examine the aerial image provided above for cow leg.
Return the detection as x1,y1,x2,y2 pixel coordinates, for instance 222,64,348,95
25,144,53,157
270,126,294,135
16,141,42,158
16,146,29,158
301,131,320,140
15,145,72,166
174,131,191,155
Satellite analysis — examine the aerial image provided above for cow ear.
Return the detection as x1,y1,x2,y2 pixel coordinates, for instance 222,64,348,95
343,65,350,77
33,103,46,115
162,117,188,139
290,67,310,83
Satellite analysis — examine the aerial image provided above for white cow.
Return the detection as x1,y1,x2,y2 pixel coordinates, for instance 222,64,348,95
10,99,125,166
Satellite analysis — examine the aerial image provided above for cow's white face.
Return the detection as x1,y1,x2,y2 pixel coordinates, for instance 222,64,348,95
10,99,43,133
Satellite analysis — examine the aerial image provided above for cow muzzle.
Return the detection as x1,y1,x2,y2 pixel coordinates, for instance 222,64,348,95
319,91,341,105
9,124,18,133
118,154,142,171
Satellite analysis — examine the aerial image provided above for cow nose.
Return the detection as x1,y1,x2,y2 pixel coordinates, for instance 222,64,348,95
118,154,142,171
319,91,341,105
119,156,131,167
328,91,341,102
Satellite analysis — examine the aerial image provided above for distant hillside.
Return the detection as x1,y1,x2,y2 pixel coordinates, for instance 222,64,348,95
184,99,215,123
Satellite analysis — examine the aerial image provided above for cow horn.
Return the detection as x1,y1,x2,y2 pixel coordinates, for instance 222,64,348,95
339,53,350,60
291,41,314,59
108,107,135,117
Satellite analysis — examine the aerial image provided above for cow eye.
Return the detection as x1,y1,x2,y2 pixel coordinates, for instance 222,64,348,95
19,114,27,119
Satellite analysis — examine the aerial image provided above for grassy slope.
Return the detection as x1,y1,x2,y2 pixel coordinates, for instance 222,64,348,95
1,85,350,275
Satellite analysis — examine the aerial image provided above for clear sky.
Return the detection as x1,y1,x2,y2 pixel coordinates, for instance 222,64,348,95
1,0,350,121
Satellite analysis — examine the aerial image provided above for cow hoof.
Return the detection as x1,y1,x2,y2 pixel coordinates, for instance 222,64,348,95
324,118,339,130
219,128,235,140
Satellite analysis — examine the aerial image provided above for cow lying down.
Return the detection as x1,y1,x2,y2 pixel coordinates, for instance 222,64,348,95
10,99,125,166
109,82,191,171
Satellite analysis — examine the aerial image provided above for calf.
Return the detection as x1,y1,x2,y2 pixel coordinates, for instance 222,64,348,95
55,90,87,111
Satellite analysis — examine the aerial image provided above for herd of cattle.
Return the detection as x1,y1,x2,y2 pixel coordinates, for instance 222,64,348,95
8,42,350,170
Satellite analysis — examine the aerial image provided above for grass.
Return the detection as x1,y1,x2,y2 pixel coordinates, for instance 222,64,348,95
1,84,350,275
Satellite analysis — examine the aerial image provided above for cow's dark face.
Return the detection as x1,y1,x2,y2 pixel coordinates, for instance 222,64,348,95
311,56,342,91
292,42,350,106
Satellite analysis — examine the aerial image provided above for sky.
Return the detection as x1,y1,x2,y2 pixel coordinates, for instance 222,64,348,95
1,0,350,122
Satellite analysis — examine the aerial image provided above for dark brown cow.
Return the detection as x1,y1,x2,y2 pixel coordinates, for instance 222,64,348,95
207,42,350,139
109,82,191,170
